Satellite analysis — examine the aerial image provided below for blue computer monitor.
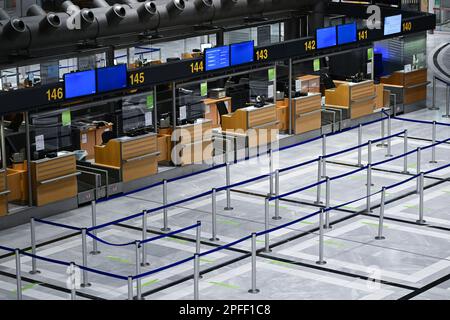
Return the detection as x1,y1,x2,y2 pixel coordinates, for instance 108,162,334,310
337,23,357,45
97,64,127,93
316,26,337,49
230,41,254,66
205,45,230,71
64,70,96,99
384,14,402,36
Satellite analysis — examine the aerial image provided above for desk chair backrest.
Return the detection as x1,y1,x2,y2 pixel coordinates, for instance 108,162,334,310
101,130,116,145
217,101,229,117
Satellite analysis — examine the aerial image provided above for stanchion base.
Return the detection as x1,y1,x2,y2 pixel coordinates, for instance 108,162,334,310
429,161,438,164
29,270,41,275
316,260,327,265
324,225,333,230
133,297,145,300
401,171,410,174
272,216,282,220
161,227,171,232
89,251,101,255
314,201,323,205
442,115,450,118
80,283,92,288
224,207,234,211
263,249,272,253
416,220,427,225
428,107,440,111
140,262,150,267
385,154,393,158
375,236,386,240
248,289,260,294
209,237,220,241
376,143,388,148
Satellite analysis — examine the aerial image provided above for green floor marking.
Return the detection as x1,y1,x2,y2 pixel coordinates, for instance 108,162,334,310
322,239,345,248
350,175,365,180
300,221,314,225
139,279,159,288
404,204,418,209
270,203,289,210
256,240,265,244
342,205,358,210
218,219,240,226
11,282,40,293
361,221,389,228
408,164,417,169
200,258,215,263
167,237,188,244
106,256,132,264
208,281,240,289
269,260,296,269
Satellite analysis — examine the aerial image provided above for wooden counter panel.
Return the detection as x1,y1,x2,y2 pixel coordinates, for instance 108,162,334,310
350,83,375,101
179,140,213,166
7,168,28,203
248,125,279,149
380,72,404,86
405,86,427,105
294,111,321,135
122,157,158,182
404,69,427,87
351,101,375,119
34,176,77,207
248,107,277,128
95,140,121,168
32,155,76,182
294,95,322,114
325,85,350,107
221,111,247,131
121,136,157,160
157,134,171,162
176,122,213,143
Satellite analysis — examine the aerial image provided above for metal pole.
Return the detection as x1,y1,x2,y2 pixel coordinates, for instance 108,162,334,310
70,262,76,300
194,253,200,300
366,165,372,213
81,228,90,287
248,233,260,294
210,188,219,241
135,241,143,300
224,163,233,210
443,84,450,118
322,135,327,178
430,121,437,164
375,187,386,240
25,112,33,207
15,249,22,300
264,198,271,253
196,221,201,254
416,147,422,193
0,116,8,214
127,276,133,300
315,157,323,204
357,124,363,167
288,58,293,134
29,218,40,274
367,140,373,165
269,149,274,196
161,180,170,231
273,170,281,220
402,130,409,173
377,113,387,147
417,173,426,225
90,200,100,255
316,209,326,265
325,177,331,229
386,114,393,157
391,93,398,117
141,210,149,267
429,76,439,110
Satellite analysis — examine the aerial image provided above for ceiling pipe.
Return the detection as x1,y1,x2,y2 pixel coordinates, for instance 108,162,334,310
26,4,62,31
58,1,95,28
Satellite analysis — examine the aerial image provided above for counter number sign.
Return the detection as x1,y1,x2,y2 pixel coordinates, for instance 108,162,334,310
46,87,63,102
129,71,145,86
256,48,269,61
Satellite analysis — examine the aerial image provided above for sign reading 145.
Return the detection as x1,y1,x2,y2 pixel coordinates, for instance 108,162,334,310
129,72,145,86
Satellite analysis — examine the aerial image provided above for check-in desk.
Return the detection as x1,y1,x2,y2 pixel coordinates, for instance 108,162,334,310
172,120,213,166
0,170,8,216
7,162,28,205
291,93,322,135
73,122,113,160
221,104,279,148
94,133,159,182
276,99,289,132
325,80,376,120
380,68,429,114
31,153,79,207
202,97,232,127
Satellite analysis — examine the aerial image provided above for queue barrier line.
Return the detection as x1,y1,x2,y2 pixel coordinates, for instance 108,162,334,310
34,218,82,231
383,109,450,128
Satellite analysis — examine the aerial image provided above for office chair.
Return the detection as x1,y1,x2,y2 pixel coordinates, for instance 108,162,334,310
217,101,229,117
101,130,116,145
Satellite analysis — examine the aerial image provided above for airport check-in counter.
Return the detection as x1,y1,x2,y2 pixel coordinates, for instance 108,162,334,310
0,169,8,216
31,152,79,207
202,97,232,128
221,104,279,149
325,80,376,120
94,133,159,183
291,93,322,135
380,68,429,114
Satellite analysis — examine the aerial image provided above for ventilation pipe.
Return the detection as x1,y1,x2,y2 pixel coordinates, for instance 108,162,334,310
27,4,61,30
194,0,213,11
166,0,185,17
59,0,95,28
0,9,26,40
93,0,127,24
137,1,157,22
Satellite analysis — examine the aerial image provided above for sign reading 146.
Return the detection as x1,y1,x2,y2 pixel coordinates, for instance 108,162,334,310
46,87,63,102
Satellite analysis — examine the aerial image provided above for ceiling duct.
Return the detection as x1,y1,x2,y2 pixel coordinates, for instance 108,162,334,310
0,9,26,39
93,0,127,24
137,1,157,21
59,1,95,28
27,4,61,30
194,0,213,10
166,0,185,16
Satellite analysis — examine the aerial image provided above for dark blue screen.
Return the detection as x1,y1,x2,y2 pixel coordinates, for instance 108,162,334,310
316,26,337,49
205,46,230,71
337,23,357,45
230,41,254,66
97,64,127,93
64,70,96,99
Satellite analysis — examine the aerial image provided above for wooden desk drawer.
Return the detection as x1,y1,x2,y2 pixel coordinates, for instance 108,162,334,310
295,110,321,135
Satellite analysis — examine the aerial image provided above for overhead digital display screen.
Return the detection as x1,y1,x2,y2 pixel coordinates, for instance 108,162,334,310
64,70,96,99
316,26,337,49
384,14,402,36
205,45,230,71
337,23,357,45
96,64,127,93
230,41,254,66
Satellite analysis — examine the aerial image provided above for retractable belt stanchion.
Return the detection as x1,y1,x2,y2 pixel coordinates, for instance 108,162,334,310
248,233,260,294
196,221,201,254
264,198,271,253
386,114,393,157
210,188,219,241
29,218,40,274
316,209,326,265
135,241,143,300
69,262,76,300
416,147,422,193
81,228,91,287
357,124,363,167
377,112,387,147
269,149,274,196
367,141,374,187
194,253,200,300
273,170,281,220
90,200,100,255
443,84,450,118
141,210,149,267
375,187,386,240
366,165,372,213
322,135,327,178
127,276,133,300
162,180,170,232
315,157,323,204
417,173,427,225
224,162,233,211
15,249,22,300
429,76,439,110
325,177,331,229
402,130,409,173
430,121,438,164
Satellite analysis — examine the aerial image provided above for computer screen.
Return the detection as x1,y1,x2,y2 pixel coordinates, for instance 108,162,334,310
97,64,127,93
64,70,96,99
384,14,402,36
316,26,337,49
230,41,254,66
205,45,230,71
337,23,357,45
